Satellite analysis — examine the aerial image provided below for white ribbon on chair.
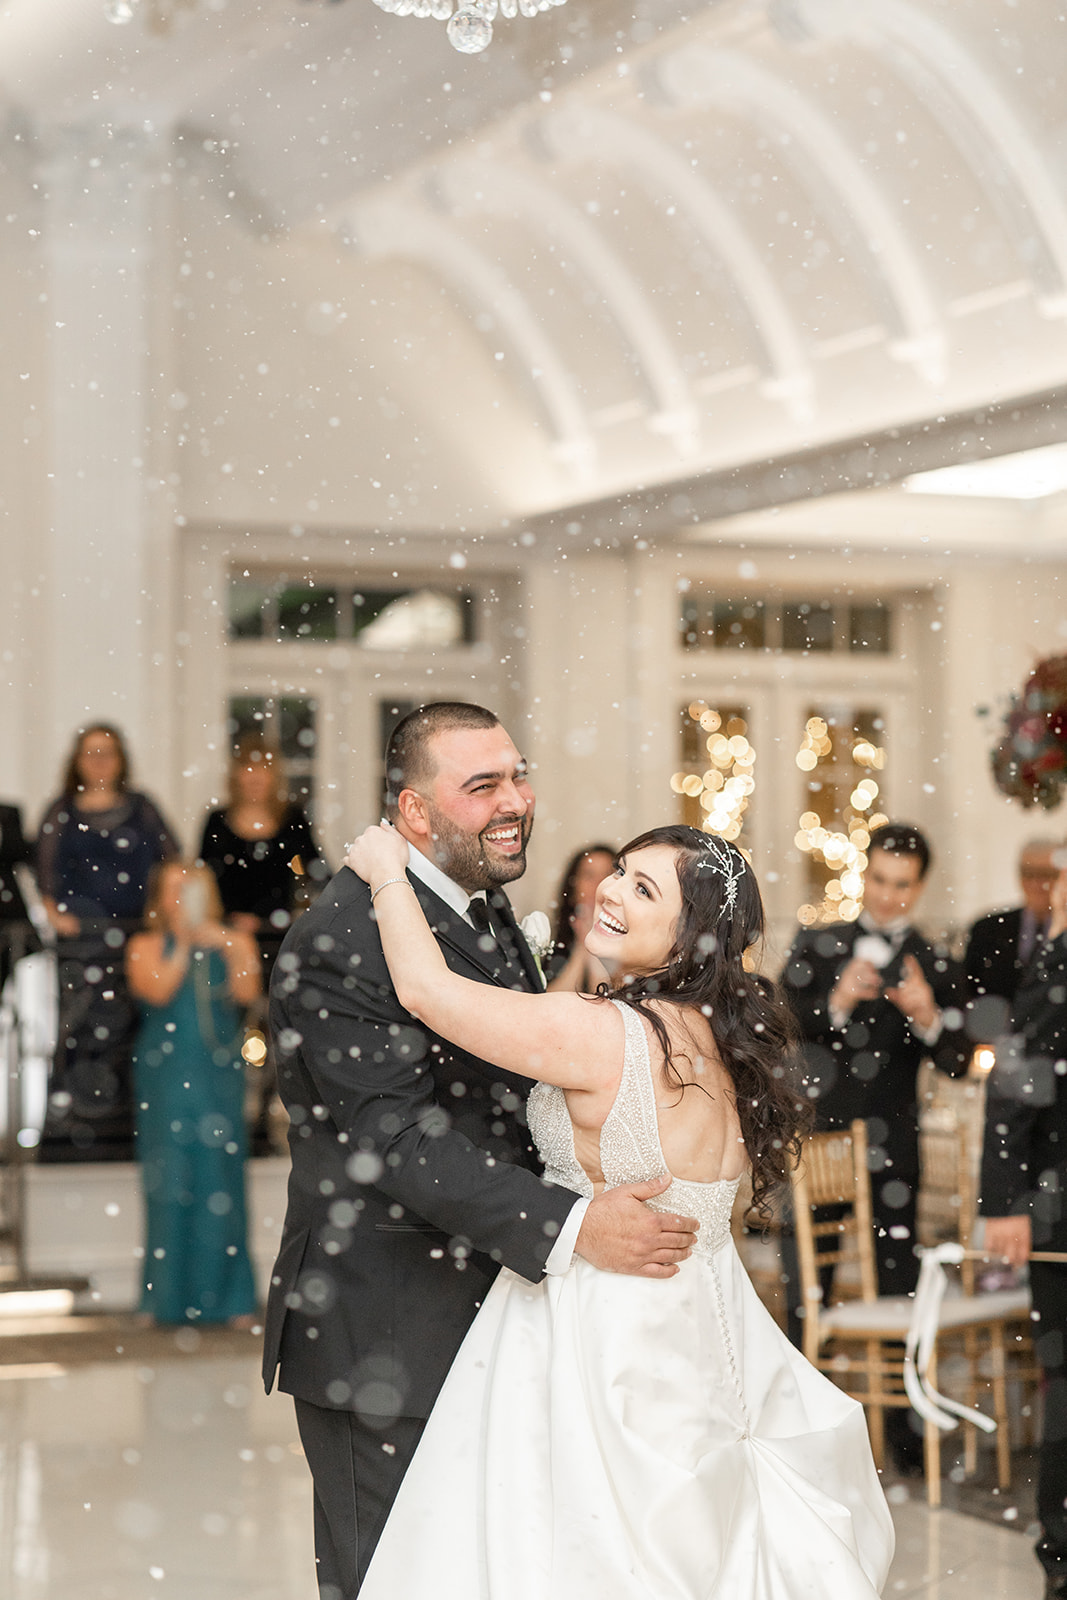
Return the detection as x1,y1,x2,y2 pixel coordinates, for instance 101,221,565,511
903,1242,998,1435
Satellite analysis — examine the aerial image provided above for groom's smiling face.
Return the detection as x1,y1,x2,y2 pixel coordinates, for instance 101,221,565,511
407,725,535,892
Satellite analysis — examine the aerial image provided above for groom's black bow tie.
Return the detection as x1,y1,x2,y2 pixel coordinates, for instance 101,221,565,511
467,896,497,947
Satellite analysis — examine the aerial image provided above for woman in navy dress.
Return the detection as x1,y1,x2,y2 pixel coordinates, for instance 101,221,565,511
36,724,179,1160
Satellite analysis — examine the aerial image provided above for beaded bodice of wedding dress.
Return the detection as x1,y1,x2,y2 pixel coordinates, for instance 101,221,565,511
527,998,741,1260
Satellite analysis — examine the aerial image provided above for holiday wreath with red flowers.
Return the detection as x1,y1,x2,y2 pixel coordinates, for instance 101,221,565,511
992,654,1067,808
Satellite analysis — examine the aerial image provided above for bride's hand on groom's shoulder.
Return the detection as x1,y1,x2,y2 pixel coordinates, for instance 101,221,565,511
344,823,409,885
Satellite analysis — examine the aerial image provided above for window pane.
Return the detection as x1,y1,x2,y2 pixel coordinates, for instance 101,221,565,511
794,708,887,925
226,697,317,816
849,604,891,654
352,589,413,638
679,590,895,656
679,594,705,649
277,698,317,814
459,589,477,645
782,601,834,653
712,600,766,650
672,702,754,842
360,590,465,651
277,585,338,640
228,580,271,640
227,696,269,741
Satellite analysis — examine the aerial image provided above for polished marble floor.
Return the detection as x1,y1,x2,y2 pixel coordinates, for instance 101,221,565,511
0,1350,1047,1599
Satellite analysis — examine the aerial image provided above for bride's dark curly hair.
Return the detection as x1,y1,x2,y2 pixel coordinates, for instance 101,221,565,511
602,825,809,1217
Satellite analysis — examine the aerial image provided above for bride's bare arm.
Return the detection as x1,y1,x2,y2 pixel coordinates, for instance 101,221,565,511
347,826,619,1092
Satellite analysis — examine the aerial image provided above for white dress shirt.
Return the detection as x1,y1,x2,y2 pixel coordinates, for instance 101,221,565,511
401,839,589,1272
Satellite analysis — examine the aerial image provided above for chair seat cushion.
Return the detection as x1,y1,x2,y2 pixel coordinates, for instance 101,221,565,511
818,1285,1031,1340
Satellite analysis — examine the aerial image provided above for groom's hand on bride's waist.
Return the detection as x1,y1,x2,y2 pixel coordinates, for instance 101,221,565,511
575,1176,698,1278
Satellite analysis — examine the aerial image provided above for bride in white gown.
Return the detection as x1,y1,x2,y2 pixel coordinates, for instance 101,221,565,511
346,822,894,1599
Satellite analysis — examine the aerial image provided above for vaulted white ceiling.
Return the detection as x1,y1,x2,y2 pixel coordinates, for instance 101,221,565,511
2,0,1066,525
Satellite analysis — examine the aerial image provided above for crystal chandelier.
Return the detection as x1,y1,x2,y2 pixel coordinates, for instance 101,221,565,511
371,0,568,56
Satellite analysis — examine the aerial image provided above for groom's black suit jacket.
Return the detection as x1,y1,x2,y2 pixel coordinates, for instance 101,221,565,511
262,866,578,1421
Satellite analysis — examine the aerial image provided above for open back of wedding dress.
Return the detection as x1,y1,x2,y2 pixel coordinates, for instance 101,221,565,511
360,1001,895,1599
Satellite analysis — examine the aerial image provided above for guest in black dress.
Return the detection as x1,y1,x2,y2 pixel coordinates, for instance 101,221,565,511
198,734,328,984
199,736,327,1152
36,724,179,1161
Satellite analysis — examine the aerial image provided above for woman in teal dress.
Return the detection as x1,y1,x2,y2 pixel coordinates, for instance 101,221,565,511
127,861,262,1325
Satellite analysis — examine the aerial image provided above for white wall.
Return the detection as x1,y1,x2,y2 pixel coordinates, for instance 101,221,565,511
24,1158,290,1312
0,132,48,812
2,137,1067,950
174,175,558,533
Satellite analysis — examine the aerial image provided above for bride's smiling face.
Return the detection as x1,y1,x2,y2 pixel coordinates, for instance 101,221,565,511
584,844,684,976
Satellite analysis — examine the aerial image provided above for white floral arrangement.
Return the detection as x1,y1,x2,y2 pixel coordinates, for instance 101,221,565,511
519,911,553,988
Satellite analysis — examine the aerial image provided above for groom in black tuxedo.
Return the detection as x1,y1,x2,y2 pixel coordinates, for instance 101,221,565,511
263,702,695,1599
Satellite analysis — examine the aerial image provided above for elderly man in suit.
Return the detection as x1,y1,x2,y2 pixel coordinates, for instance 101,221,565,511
965,838,1060,1036
263,702,696,1599
981,858,1067,1600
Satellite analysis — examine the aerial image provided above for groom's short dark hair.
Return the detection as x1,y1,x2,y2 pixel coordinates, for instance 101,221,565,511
384,702,501,815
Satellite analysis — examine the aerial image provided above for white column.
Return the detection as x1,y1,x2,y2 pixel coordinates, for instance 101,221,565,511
33,122,176,803
520,548,636,914
0,135,48,811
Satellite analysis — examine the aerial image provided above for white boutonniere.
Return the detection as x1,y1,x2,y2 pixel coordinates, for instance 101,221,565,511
519,911,553,989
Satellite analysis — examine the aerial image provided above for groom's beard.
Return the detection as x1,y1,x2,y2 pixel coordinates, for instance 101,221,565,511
425,801,533,892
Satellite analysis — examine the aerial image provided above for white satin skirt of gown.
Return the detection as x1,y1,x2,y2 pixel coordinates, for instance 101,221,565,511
359,1241,895,1599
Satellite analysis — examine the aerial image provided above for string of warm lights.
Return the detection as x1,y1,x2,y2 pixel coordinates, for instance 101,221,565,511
794,716,888,926
671,702,756,843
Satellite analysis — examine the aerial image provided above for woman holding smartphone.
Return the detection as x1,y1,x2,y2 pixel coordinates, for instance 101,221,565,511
127,860,262,1326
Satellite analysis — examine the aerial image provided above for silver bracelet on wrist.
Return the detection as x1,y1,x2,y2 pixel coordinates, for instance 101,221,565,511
371,875,411,902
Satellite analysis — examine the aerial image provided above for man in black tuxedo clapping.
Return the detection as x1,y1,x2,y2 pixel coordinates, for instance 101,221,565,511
783,823,970,1297
782,823,969,1470
263,702,697,1599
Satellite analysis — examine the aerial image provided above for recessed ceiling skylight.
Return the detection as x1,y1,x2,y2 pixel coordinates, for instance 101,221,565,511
904,441,1067,500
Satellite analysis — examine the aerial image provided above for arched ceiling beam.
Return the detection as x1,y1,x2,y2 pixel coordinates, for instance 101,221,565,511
434,157,699,454
656,44,945,383
335,198,596,478
784,0,1067,317
537,105,814,421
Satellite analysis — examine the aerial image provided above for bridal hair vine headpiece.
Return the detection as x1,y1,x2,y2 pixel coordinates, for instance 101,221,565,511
695,832,746,919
